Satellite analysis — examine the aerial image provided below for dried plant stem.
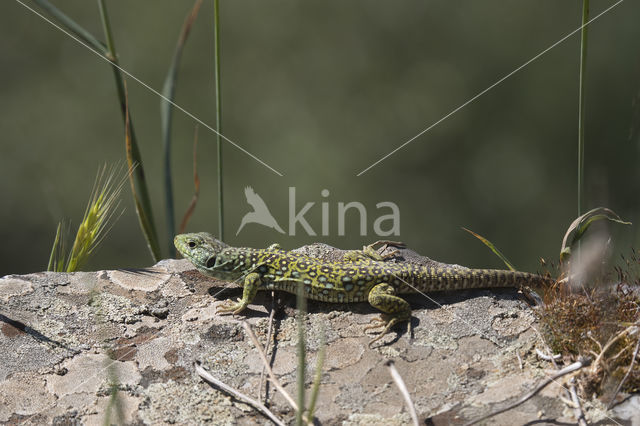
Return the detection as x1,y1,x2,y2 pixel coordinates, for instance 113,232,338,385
592,325,637,369
259,292,276,402
607,334,640,409
194,361,285,426
385,360,418,426
536,348,561,362
242,321,314,424
569,378,587,426
241,321,298,411
466,358,591,425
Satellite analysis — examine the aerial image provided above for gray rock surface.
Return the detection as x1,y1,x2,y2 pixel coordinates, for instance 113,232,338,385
0,245,626,425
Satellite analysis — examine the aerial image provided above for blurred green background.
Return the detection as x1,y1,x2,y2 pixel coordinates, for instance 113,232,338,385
1,0,639,276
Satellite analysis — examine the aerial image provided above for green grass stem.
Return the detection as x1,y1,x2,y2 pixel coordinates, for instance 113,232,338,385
578,0,589,216
162,0,203,256
103,353,125,426
178,127,201,233
47,222,66,272
296,281,307,426
307,328,325,421
213,0,224,240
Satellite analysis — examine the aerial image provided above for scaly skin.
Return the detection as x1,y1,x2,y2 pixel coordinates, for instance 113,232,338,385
175,232,550,345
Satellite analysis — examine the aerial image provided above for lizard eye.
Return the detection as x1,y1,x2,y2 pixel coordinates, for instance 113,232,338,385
206,256,216,268
188,241,196,248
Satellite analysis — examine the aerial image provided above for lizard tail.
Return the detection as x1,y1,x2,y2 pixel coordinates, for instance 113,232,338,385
406,266,553,293
461,269,552,290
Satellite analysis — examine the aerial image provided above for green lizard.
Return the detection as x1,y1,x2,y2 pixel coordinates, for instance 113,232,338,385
174,232,551,345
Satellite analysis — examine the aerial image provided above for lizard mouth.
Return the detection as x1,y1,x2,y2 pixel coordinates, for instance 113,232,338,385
206,256,216,268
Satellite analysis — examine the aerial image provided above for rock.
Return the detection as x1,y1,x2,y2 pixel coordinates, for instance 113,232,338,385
0,247,621,424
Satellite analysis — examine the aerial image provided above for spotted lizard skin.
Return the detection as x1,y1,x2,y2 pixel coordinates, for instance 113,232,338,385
174,232,550,344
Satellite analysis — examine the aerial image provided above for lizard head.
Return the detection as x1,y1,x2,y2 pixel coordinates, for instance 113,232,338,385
174,232,229,276
174,232,250,281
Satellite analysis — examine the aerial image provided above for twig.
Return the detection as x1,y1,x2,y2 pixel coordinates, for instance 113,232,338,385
516,350,523,370
609,343,632,363
385,360,419,426
532,326,561,371
466,357,591,425
559,394,580,408
241,321,298,410
607,334,640,409
532,326,576,408
593,325,637,369
194,361,285,426
569,378,587,426
536,348,561,362
588,333,603,353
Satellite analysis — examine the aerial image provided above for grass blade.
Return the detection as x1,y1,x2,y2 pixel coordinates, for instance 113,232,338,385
560,207,631,262
296,280,307,426
97,0,161,262
577,0,589,217
123,84,162,262
162,0,203,256
462,227,517,271
32,0,105,52
213,0,224,240
306,328,325,421
47,222,64,272
178,126,201,234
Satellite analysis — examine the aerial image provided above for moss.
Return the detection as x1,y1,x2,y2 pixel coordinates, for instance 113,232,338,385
537,257,640,397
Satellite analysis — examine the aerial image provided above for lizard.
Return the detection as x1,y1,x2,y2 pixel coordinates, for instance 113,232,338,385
174,232,551,345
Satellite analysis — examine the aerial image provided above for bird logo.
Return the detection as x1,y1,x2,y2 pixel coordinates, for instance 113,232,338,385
236,186,285,235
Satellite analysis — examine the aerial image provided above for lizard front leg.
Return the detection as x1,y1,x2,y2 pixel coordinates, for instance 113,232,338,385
364,283,411,346
217,272,261,315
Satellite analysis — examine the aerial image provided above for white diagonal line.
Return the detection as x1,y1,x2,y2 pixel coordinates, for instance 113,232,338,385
388,271,506,346
357,0,624,176
14,0,284,177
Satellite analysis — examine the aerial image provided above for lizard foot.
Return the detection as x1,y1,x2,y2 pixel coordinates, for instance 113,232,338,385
364,315,411,347
363,240,406,261
364,315,400,347
216,298,248,315
368,240,406,250
379,249,401,261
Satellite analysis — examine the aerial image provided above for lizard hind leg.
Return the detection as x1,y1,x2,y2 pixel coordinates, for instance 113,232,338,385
365,283,411,346
343,240,406,263
361,240,406,261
